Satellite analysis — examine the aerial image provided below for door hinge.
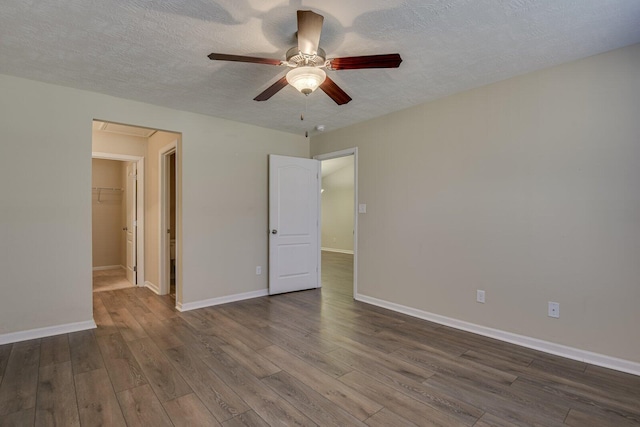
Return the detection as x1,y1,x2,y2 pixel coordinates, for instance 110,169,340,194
133,266,137,272
133,220,137,227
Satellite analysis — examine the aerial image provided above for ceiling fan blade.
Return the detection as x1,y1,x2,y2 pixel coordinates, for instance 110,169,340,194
254,76,288,101
208,53,283,66
320,76,352,105
297,10,324,55
329,53,402,70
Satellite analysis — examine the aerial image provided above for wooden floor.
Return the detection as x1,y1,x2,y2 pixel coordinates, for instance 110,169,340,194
93,268,134,293
1,252,639,426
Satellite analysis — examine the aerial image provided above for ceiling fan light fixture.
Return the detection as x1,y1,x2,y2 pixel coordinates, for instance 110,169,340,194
286,66,326,95
208,10,400,104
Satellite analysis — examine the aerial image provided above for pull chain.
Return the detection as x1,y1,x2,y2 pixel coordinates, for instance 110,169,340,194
300,95,308,121
301,96,308,137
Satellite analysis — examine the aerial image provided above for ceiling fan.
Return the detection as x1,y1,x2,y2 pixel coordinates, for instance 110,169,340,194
208,10,402,105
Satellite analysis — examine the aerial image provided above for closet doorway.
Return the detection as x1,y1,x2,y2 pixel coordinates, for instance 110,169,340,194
91,153,144,292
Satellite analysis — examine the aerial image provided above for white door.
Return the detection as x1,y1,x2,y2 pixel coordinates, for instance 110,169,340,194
269,155,320,295
126,162,137,285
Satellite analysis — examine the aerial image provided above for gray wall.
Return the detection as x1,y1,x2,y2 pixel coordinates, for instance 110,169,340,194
311,44,640,364
0,73,308,337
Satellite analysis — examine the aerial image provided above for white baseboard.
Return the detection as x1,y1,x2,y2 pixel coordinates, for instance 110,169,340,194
355,293,640,377
145,281,160,295
177,289,269,312
92,265,123,271
0,320,97,345
321,247,354,255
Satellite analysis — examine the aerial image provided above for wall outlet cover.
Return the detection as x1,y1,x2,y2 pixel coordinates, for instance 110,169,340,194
256,266,262,275
548,301,560,318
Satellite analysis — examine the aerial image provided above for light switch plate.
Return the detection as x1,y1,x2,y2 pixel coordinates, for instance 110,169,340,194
358,203,367,213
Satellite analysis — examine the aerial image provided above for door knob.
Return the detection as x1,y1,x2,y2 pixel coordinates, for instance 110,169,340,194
271,229,278,234
123,227,128,231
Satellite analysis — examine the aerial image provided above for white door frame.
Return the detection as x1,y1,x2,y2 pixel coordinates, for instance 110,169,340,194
92,152,145,286
159,140,178,298
313,147,358,298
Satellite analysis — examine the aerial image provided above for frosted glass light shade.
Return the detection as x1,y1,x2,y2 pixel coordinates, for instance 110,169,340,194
286,66,326,95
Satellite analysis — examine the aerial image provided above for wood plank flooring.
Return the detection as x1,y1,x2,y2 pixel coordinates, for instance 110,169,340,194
1,251,639,426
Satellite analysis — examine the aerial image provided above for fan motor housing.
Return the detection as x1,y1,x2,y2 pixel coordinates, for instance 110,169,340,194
286,47,326,68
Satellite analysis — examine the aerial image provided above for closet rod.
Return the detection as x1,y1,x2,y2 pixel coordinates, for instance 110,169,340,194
92,187,124,191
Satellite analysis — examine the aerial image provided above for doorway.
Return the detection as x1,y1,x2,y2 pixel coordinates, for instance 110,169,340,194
314,148,358,298
91,154,144,292
159,141,178,300
92,120,181,306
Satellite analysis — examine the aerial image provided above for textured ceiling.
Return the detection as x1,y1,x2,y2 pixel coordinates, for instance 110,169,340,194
1,1,639,136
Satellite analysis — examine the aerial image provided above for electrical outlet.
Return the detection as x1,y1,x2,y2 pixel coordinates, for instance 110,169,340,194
256,266,262,275
476,290,485,303
548,301,560,318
